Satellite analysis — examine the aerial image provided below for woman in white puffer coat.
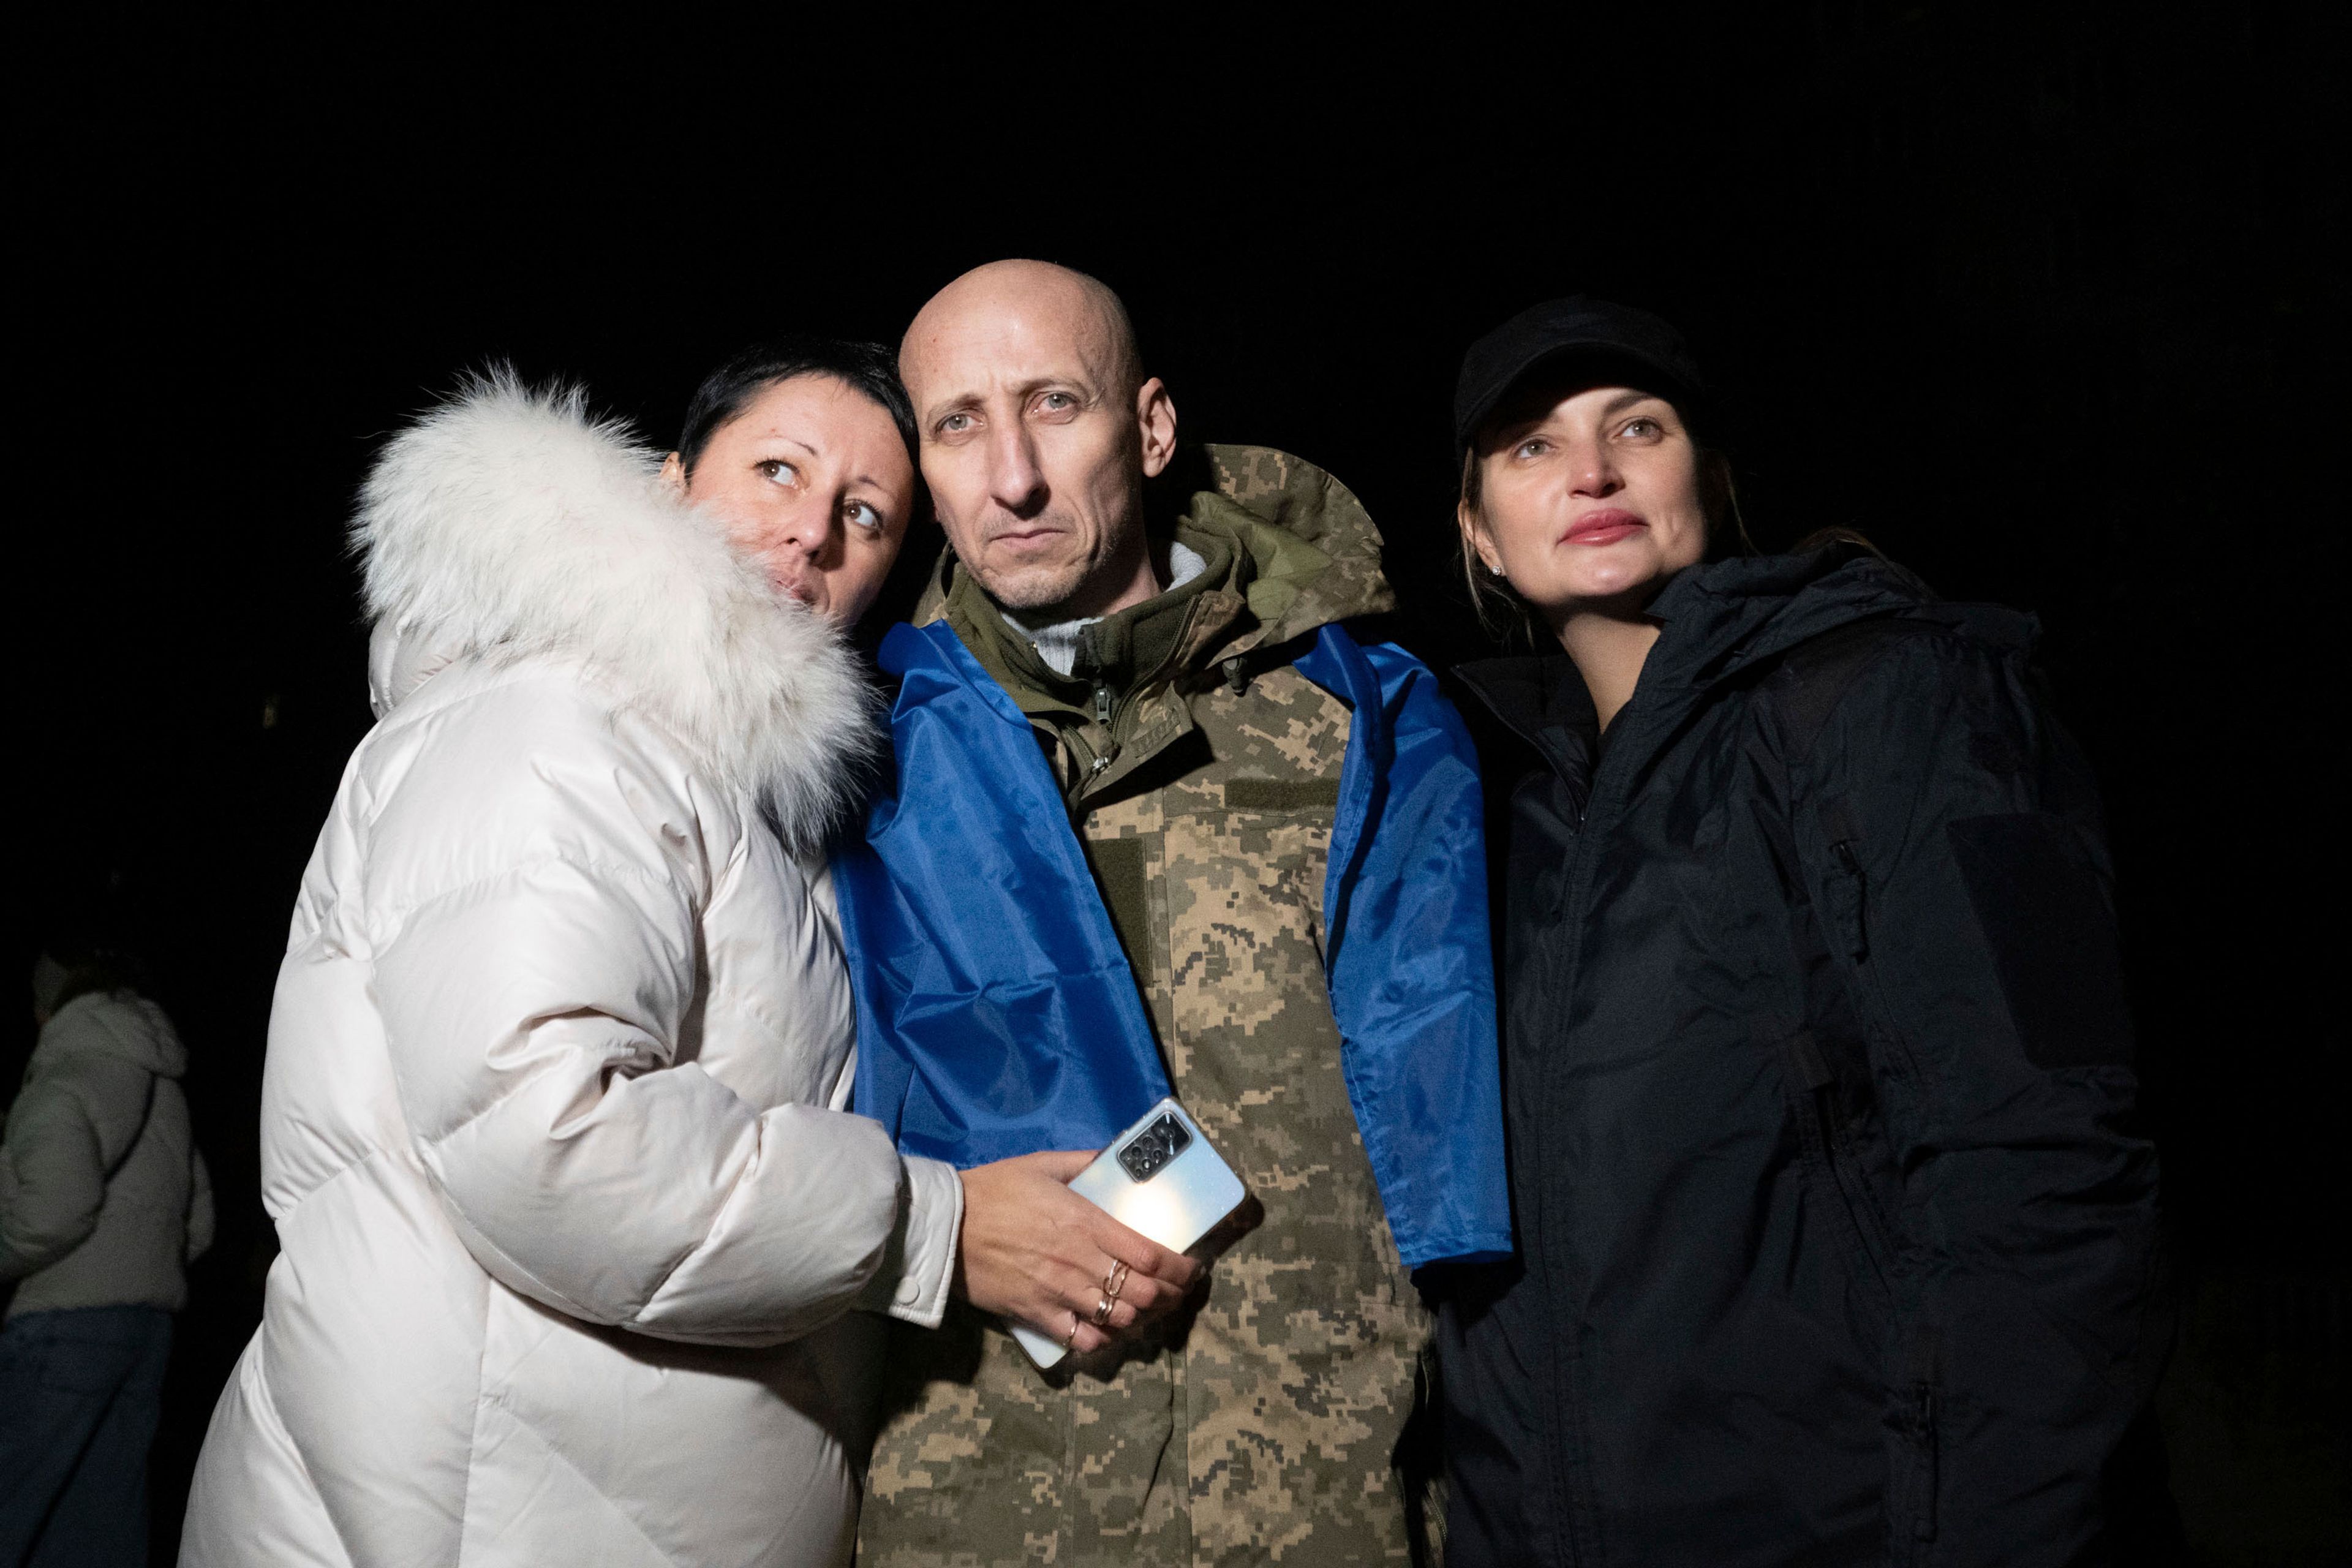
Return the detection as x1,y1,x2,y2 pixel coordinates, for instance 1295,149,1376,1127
179,348,965,1568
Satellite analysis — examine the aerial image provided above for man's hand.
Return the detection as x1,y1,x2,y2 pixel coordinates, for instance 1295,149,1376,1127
956,1151,1203,1355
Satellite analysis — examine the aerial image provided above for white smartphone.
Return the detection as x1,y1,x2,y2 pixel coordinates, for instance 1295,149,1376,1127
1009,1096,1249,1370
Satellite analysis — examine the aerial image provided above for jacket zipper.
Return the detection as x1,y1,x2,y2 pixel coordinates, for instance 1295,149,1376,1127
1823,810,1943,1559
1085,680,1118,782
1071,598,1205,799
1463,687,1610,1568
1787,1038,1896,1308
1904,1382,1940,1553
1044,678,1120,800
1536,734,1613,1568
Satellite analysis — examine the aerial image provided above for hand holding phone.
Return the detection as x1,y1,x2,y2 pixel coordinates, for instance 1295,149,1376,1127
952,1147,1204,1359
1009,1098,1251,1369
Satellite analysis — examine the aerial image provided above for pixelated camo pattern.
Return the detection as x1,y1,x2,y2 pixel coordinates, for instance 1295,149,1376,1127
1198,445,1396,657
858,660,1441,1567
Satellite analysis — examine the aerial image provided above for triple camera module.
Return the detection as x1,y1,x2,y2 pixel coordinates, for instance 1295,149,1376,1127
1116,1112,1193,1183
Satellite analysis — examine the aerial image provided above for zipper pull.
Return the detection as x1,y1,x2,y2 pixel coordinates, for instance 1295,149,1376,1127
1817,799,1869,963
1829,840,1869,962
1223,657,1248,696
1093,682,1114,726
1912,1384,1940,1541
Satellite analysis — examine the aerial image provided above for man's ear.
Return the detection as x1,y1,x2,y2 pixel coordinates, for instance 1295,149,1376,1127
659,451,687,492
1135,377,1178,479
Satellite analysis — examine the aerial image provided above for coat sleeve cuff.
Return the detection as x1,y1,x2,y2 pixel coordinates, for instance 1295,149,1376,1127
857,1155,963,1329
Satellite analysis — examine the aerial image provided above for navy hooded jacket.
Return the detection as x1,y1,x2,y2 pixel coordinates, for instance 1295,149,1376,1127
1439,548,2168,1567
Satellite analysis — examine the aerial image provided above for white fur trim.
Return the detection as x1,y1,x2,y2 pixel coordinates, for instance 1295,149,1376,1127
353,371,875,850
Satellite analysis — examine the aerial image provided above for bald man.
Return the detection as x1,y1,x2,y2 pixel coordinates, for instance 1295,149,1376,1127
829,262,1509,1566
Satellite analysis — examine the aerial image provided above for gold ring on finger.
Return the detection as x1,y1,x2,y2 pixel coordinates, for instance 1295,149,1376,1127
1104,1261,1131,1301
1090,1294,1116,1327
1063,1313,1080,1349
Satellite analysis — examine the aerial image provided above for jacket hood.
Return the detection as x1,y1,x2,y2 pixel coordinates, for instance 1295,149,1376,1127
1642,546,1946,690
1179,443,1395,649
34,991,186,1080
353,374,876,850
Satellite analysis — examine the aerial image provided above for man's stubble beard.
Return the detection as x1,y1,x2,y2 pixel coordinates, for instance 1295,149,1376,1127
956,472,1148,620
959,503,1122,619
976,551,1093,615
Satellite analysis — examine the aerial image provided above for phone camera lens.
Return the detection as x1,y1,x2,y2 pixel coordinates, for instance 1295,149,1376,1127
1118,1112,1194,1183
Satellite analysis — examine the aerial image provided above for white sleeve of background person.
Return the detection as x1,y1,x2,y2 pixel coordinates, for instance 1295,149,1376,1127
0,1068,111,1280
186,1143,215,1264
0,999,161,1281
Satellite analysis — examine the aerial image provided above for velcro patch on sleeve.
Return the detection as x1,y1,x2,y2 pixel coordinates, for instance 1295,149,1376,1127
1223,777,1343,813
1947,812,2136,1070
1085,832,1153,974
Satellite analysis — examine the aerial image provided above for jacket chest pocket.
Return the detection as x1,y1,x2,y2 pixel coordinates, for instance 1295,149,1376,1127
1780,1029,1901,1314
1781,1025,1940,1551
1887,1334,1942,1559
1160,806,1335,1005
1155,804,1348,1129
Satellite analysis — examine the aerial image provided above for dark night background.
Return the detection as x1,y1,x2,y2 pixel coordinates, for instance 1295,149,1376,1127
12,5,2345,1562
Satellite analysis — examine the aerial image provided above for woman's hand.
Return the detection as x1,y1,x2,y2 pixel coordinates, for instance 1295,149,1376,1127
955,1151,1203,1355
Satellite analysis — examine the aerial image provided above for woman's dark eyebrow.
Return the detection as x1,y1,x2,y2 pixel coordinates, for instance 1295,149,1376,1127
1602,389,1670,414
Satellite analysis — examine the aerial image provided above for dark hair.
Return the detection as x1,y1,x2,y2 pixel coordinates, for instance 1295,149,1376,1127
1455,389,1752,643
38,893,149,1015
675,336,916,475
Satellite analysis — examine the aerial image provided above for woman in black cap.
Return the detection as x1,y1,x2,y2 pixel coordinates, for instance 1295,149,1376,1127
1435,298,2167,1566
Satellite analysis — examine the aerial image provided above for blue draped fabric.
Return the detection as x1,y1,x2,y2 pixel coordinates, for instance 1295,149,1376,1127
831,618,1511,1268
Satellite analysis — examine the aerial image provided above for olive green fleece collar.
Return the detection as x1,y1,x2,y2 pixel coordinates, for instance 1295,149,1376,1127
942,527,1238,715
1183,489,1330,644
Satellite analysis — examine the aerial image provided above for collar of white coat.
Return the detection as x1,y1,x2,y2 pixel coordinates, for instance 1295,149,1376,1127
366,620,458,718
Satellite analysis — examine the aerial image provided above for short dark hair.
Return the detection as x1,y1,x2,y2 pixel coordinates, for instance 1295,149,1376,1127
676,336,916,475
38,884,149,1014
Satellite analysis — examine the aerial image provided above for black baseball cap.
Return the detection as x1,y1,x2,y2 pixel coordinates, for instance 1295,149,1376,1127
1453,296,1708,456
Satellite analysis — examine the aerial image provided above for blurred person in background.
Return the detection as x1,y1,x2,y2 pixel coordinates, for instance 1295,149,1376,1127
3,927,214,1567
177,342,1193,1568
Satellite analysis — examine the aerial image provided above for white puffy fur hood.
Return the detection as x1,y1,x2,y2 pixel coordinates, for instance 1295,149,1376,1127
353,372,875,850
